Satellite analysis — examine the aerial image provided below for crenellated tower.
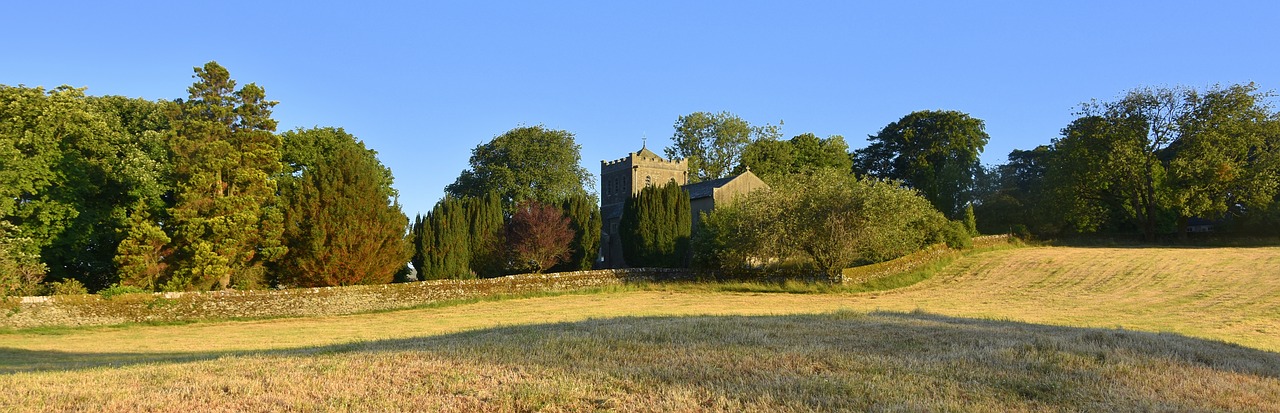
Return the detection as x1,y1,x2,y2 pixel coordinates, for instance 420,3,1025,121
598,144,688,267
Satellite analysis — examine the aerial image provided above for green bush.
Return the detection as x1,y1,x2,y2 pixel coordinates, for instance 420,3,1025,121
99,284,149,300
41,279,89,296
943,221,973,249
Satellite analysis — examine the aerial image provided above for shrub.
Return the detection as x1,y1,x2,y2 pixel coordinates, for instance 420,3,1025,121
99,284,149,300
41,279,89,296
943,221,973,249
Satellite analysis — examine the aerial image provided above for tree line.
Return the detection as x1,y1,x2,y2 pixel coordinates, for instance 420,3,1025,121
1,62,409,295
5,62,1276,295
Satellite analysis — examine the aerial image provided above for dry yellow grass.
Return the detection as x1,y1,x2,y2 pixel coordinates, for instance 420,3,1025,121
1,246,1278,411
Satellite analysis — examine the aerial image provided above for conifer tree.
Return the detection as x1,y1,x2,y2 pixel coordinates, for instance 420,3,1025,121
465,193,505,277
418,197,472,279
411,214,428,277
166,61,285,290
552,194,602,272
619,181,691,267
114,201,170,290
274,129,409,287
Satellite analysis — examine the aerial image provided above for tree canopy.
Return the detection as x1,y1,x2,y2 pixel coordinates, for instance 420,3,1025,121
737,133,851,181
665,111,781,183
854,110,989,218
445,126,594,210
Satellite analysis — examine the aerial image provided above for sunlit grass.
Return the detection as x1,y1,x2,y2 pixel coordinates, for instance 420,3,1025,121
2,245,1279,411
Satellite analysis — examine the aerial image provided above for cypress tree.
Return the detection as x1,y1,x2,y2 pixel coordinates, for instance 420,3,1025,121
619,181,691,267
466,193,505,278
411,214,428,277
552,194,602,272
423,197,471,279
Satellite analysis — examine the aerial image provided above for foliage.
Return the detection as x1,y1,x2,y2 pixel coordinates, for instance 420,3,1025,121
737,133,851,182
464,193,506,278
505,202,575,273
962,204,978,236
664,111,781,183
974,146,1055,236
165,61,285,290
854,110,990,218
97,283,148,300
114,202,171,291
0,222,46,296
552,194,602,272
696,169,949,280
273,128,410,287
1045,83,1279,240
619,181,692,268
445,126,593,211
39,278,88,296
415,197,472,280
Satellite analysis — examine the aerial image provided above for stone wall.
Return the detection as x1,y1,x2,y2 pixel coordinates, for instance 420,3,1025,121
1,268,696,329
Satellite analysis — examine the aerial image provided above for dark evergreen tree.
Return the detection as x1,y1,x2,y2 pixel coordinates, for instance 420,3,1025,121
619,181,691,267
273,128,409,287
410,214,428,277
551,194,602,272
465,193,505,278
421,197,471,279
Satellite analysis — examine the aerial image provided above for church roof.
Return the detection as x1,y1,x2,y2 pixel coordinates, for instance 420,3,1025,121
635,146,663,160
682,175,737,200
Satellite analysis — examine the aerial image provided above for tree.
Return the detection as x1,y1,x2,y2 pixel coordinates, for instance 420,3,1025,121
505,201,574,273
114,201,171,290
1168,83,1280,234
854,110,990,218
619,181,691,267
738,133,851,181
166,61,285,290
552,194,602,272
696,169,950,280
420,197,472,280
974,146,1055,236
446,126,593,211
464,193,506,278
272,128,410,287
665,111,781,183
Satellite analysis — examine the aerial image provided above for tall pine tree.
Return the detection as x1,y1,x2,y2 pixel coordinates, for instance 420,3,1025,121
166,61,285,290
619,181,691,268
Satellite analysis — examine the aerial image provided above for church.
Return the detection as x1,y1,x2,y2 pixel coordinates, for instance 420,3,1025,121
598,145,768,268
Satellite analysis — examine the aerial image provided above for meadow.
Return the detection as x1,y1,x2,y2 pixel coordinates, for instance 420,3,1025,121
2,246,1278,411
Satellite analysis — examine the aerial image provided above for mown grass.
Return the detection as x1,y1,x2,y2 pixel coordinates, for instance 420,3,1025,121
2,245,1279,411
2,312,1277,412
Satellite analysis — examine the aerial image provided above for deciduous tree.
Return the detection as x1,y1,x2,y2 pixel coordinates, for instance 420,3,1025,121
854,110,989,218
665,111,781,183
505,201,573,273
446,126,593,211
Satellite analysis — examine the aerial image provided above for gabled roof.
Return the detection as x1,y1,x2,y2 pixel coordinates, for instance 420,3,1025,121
682,175,737,200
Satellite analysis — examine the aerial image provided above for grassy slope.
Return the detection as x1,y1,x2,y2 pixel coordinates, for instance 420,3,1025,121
2,246,1279,411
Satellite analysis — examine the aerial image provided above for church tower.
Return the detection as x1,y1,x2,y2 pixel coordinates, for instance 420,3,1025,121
598,144,687,268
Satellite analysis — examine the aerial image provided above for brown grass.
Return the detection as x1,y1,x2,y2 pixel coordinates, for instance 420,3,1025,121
1,246,1278,411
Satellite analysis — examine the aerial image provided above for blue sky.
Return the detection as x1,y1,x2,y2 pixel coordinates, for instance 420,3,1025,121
4,1,1277,217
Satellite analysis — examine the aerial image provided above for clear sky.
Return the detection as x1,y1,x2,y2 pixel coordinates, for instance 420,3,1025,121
4,1,1277,217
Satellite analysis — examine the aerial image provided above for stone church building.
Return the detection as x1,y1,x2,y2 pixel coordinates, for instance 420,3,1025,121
599,145,768,268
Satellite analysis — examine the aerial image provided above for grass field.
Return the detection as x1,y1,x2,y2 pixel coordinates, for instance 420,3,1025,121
2,246,1279,411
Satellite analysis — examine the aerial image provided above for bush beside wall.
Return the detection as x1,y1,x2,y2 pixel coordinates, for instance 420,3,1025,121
1,268,694,328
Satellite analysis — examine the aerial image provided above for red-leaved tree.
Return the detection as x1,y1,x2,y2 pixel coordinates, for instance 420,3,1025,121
506,202,574,273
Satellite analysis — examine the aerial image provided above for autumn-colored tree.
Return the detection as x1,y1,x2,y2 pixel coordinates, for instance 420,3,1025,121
506,201,573,273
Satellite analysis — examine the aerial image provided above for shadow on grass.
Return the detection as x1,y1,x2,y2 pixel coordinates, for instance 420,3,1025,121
4,311,1277,378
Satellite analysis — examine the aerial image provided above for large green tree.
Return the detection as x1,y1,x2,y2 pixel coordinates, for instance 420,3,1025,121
665,111,781,183
446,126,593,210
695,169,951,280
166,61,285,290
854,110,990,218
272,127,409,287
737,133,851,181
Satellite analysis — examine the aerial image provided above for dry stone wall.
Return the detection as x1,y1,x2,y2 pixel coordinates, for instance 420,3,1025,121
1,268,695,329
